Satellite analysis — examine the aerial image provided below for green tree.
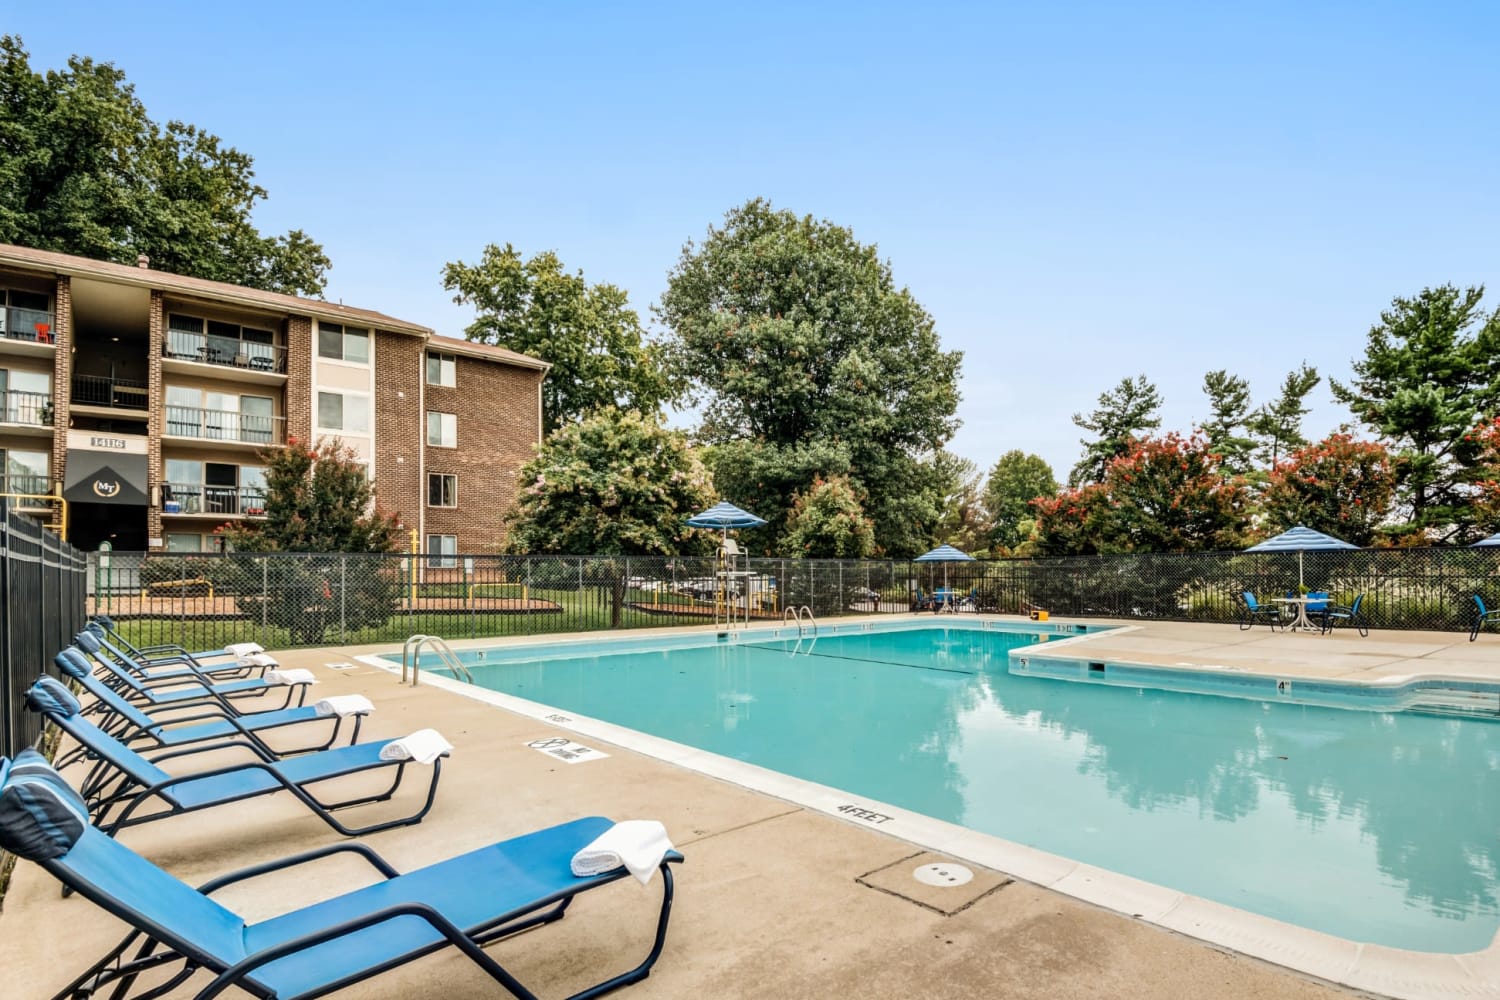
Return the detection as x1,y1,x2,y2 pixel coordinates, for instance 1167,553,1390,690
443,243,674,433
1260,433,1396,546
928,451,990,555
1331,285,1500,540
1069,375,1162,486
219,438,400,643
0,36,329,295
1200,370,1257,475
781,475,877,558
657,198,962,557
505,409,715,556
1246,363,1321,468
983,450,1057,552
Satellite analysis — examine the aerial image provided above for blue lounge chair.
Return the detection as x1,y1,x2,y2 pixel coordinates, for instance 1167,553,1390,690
89,613,265,667
73,634,308,712
0,752,682,1000
1238,592,1283,630
51,650,367,763
77,627,268,686
27,677,443,838
1317,594,1367,636
1471,595,1500,642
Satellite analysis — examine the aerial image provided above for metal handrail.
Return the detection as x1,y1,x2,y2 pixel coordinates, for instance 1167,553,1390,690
401,634,472,686
783,606,800,629
799,606,818,636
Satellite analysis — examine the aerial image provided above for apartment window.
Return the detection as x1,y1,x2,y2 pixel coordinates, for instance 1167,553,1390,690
317,391,369,433
317,323,370,364
426,534,457,569
426,411,456,447
426,352,456,387
428,473,457,508
164,533,205,553
0,448,48,494
0,369,51,424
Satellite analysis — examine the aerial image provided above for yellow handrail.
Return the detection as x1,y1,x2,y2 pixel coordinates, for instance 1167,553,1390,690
0,492,68,540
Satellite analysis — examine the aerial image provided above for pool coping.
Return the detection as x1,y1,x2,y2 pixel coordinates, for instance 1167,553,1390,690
356,616,1500,1000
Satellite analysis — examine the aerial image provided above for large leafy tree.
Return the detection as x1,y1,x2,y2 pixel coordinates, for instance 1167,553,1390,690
1036,433,1250,554
1200,370,1257,475
1331,285,1500,540
1246,364,1321,468
657,198,962,557
928,451,990,555
443,243,674,434
219,438,400,643
505,409,715,556
983,450,1057,553
781,475,877,558
1069,375,1162,486
0,36,329,295
1260,433,1396,546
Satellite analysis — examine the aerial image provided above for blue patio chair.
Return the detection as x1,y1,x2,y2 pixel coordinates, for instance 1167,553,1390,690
1317,594,1367,636
1305,591,1330,615
26,677,443,838
85,619,259,677
1471,595,1500,642
73,633,307,712
51,650,366,767
0,752,682,1000
1238,592,1283,630
78,627,269,687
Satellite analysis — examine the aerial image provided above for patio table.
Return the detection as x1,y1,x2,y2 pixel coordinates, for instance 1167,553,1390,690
1273,596,1323,633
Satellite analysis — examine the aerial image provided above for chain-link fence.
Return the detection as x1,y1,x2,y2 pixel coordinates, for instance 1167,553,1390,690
1,503,87,758
83,546,1500,652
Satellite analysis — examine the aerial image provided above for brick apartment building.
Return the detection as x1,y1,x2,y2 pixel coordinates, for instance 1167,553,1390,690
0,243,547,561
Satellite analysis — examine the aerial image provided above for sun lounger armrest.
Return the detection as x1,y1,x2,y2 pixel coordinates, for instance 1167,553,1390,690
199,842,401,894
145,737,276,765
202,902,507,1000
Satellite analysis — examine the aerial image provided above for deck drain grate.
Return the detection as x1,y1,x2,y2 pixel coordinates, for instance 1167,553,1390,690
914,862,973,887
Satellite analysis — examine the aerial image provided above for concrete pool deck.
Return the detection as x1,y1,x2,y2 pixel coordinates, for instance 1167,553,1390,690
2,615,1497,998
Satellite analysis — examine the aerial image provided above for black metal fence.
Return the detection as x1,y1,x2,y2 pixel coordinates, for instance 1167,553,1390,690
81,545,1500,652
0,502,87,758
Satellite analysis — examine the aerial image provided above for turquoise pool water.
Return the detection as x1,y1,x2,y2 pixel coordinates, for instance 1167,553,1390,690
429,624,1500,952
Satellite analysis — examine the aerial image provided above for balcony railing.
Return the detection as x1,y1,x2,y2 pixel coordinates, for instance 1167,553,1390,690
0,307,56,344
161,483,267,517
0,473,51,496
165,330,286,374
72,373,149,411
0,390,53,426
164,405,285,446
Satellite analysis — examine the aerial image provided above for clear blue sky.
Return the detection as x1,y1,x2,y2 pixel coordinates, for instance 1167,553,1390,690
11,2,1499,480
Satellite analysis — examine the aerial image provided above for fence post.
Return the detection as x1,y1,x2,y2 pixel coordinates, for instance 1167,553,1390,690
339,553,348,643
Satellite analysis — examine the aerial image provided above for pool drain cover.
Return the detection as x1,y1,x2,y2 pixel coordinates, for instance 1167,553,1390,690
913,862,973,887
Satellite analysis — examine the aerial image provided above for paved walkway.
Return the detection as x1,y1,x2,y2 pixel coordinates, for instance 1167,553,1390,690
3,616,1496,998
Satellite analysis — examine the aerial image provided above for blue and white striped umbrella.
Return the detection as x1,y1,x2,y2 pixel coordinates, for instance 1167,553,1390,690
1245,525,1358,588
685,502,767,530
1472,532,1500,547
914,544,976,563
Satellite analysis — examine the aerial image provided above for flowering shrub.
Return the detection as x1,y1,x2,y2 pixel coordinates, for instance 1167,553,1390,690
1261,434,1395,546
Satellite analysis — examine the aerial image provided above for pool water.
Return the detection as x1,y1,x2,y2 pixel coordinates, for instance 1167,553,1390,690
433,625,1500,952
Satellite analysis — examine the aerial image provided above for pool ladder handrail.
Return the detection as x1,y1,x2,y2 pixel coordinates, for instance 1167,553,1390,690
782,605,819,637
401,634,473,686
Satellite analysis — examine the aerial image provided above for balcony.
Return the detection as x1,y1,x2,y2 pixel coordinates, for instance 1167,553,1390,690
164,330,286,375
0,306,55,344
0,473,51,497
0,390,54,433
72,374,149,411
163,406,285,447
161,483,267,518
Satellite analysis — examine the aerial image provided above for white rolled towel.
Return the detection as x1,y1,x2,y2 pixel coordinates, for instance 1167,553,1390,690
378,729,452,765
314,694,374,717
571,820,675,885
237,652,280,668
265,668,317,686
225,642,265,657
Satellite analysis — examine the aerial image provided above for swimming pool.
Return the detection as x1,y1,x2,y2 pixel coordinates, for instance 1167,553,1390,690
412,621,1500,954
